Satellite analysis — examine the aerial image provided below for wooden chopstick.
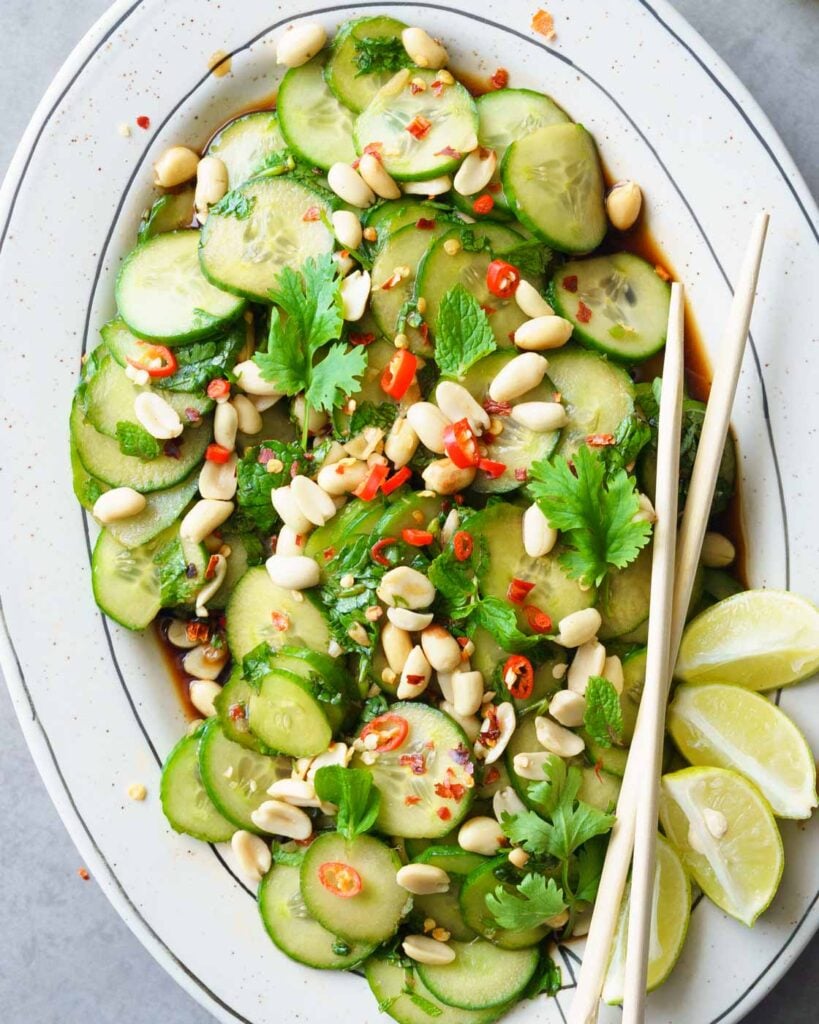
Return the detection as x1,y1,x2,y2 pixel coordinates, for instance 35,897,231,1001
568,211,770,1024
620,282,685,1021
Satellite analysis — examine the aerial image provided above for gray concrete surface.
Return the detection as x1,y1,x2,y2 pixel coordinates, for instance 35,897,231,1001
0,1,816,1021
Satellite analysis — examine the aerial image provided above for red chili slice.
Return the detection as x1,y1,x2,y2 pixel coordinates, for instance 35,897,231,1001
371,537,398,567
503,655,535,700
478,457,506,479
507,577,535,604
205,443,232,464
360,713,409,752
416,217,437,230
453,530,473,561
381,465,412,495
523,605,553,634
206,378,231,400
443,418,480,469
402,528,433,546
318,862,363,898
381,349,417,400
486,259,521,299
406,115,432,139
349,331,376,346
490,68,509,89
354,463,389,501
472,194,495,215
126,343,177,378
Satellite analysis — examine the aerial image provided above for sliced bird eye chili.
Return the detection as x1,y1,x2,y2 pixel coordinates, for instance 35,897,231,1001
443,418,480,468
126,343,177,378
354,463,389,500
371,537,398,566
503,655,535,700
477,457,506,479
453,530,474,561
523,605,552,634
381,465,412,495
402,528,434,546
486,259,521,299
318,862,363,898
507,577,535,604
381,349,417,400
360,713,409,752
206,378,231,400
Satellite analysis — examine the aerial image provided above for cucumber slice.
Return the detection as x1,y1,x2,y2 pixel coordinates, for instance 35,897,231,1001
450,351,560,493
505,714,551,810
206,111,289,188
71,437,106,511
103,469,199,549
417,939,540,1010
258,863,375,968
325,16,408,113
501,123,606,253
598,544,652,640
199,176,334,302
205,530,251,611
470,626,567,702
303,495,388,567
416,222,529,352
620,646,647,744
197,718,291,830
160,729,236,843
550,253,671,361
364,199,451,250
449,188,516,223
116,230,245,342
278,55,357,170
544,346,635,457
416,846,487,877
70,396,211,492
225,567,331,661
413,886,477,942
351,702,475,838
355,70,479,181
578,764,622,811
474,502,596,629
214,666,271,753
476,88,569,210
92,526,168,629
374,491,444,540
365,958,508,1024
138,188,195,241
370,221,449,351
702,567,743,603
300,832,408,944
460,856,549,948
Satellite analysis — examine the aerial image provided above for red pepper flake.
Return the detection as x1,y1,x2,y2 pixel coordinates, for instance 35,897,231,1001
406,115,432,140
434,145,461,159
507,577,535,604
228,703,246,722
531,8,557,40
186,621,210,644
257,446,274,465
419,322,430,344
402,528,434,547
514,467,528,482
206,377,230,400
406,675,425,687
399,752,428,775
472,194,495,215
483,397,512,416
363,142,383,158
523,604,553,634
380,270,403,291
562,274,578,293
490,67,509,89
349,331,376,346
449,743,471,766
478,457,506,479
135,115,150,130
294,834,315,847
434,780,466,802
184,407,201,423
410,81,424,95
371,536,398,567
405,794,422,805
483,765,501,786
481,705,501,746
205,554,220,581
323,546,336,561
577,300,593,323
205,443,232,464
437,806,452,821
270,610,290,632
594,758,604,783
480,304,497,316
587,433,616,448
77,867,90,881
302,206,321,222
416,217,437,230
351,158,361,170
431,80,445,97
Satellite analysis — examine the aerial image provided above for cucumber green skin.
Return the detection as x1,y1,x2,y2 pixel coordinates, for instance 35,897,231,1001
374,491,444,540
248,668,347,757
258,863,376,969
702,567,743,603
303,496,389,564
460,857,549,948
138,188,195,241
324,16,408,113
414,885,477,942
620,646,647,744
103,469,198,549
206,111,288,189
598,543,652,640
214,666,272,753
91,527,162,630
417,939,540,1010
160,729,236,843
277,55,357,170
449,188,515,222
364,958,510,1024
416,846,488,876
363,199,455,249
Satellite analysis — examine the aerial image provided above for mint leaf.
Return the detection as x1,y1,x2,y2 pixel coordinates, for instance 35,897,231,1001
155,326,244,394
116,421,161,460
486,873,567,931
241,642,275,691
305,343,368,414
496,239,556,279
583,675,624,748
472,597,545,654
235,441,303,532
313,765,381,840
153,538,202,606
349,400,398,436
434,284,497,378
320,535,388,657
597,414,653,477
526,951,563,997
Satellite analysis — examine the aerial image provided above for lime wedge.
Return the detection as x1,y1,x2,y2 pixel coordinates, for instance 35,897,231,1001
659,767,783,926
675,590,819,690
602,835,691,1004
668,683,817,819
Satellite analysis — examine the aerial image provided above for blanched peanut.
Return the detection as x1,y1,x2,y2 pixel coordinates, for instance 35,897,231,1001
166,618,199,649
548,689,587,728
267,778,322,807
458,816,504,856
153,146,199,187
488,353,549,402
420,624,461,672
334,250,356,278
603,655,624,695
435,381,490,434
522,502,557,558
92,487,146,523
402,934,456,966
189,679,222,717
327,163,375,208
303,742,352,781
385,416,419,469
331,209,363,250
452,671,484,717
440,508,460,547
492,786,527,821
407,402,449,453
250,799,312,839
422,458,476,495
381,621,413,674
401,175,451,196
271,486,313,534
401,26,448,68
535,715,585,757
340,270,371,321
276,21,327,68
701,531,736,568
513,750,557,781
183,643,228,681
265,554,320,590
397,645,433,699
234,359,282,397
508,847,530,869
358,153,401,199
180,498,234,544
214,400,238,450
378,566,436,609
231,830,272,884
513,315,573,351
555,607,602,648
134,392,183,439
567,640,606,695
396,864,450,895
276,525,305,557
510,401,568,433
292,395,328,436
290,475,336,526
386,607,433,631
232,394,263,435
316,457,368,496
453,147,497,196
195,155,228,222
440,700,481,742
515,280,554,319
251,394,280,412
482,702,516,765
633,491,657,524
195,554,227,616
606,180,643,231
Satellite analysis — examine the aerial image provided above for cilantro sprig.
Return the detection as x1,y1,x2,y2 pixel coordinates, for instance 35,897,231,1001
486,873,567,930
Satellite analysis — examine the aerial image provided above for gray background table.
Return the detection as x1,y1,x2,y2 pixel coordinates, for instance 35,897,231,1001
1,1,816,1020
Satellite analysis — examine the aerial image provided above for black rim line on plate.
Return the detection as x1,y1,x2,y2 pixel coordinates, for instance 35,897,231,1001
0,1,813,1022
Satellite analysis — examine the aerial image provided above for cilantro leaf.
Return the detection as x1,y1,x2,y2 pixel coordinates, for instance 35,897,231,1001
526,952,563,998
271,252,343,357
211,190,256,220
486,873,567,931
320,535,388,657
116,421,161,460
305,342,368,414
313,765,381,840
583,675,624,748
253,306,308,396
529,445,652,587
434,284,497,378
525,754,568,817
575,835,607,904
349,400,398,436
353,35,413,76
235,440,303,532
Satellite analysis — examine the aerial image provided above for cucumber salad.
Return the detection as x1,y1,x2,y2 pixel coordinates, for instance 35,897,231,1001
70,15,819,1021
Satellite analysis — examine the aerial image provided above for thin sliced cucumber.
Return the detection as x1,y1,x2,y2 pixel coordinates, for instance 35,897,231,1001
92,527,168,629
138,188,195,241
355,70,478,181
278,55,357,169
364,199,452,250
449,351,560,493
501,123,606,253
325,16,408,113
598,544,652,640
374,491,444,540
199,176,334,302
416,846,487,877
197,718,291,830
70,396,211,492
303,495,389,567
620,647,647,744
300,832,408,944
248,668,344,757
578,764,622,811
71,438,106,511
258,863,375,968
225,567,331,661
214,666,271,753
116,230,245,342
365,958,508,1024
460,857,549,948
413,886,477,942
417,939,540,1010
206,111,289,188
205,530,251,611
475,502,596,629
160,729,236,842
476,89,569,210
544,346,635,457
550,253,671,361
352,702,475,838
505,714,553,810
469,626,567,705
416,222,529,352
702,567,743,603
103,469,199,549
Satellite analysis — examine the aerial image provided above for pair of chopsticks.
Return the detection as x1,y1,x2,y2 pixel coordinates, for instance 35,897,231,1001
568,211,770,1024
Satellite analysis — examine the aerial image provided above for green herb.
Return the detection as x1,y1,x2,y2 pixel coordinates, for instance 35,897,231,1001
574,835,607,904
319,535,389,658
497,239,556,279
349,400,398,436
361,693,390,722
235,440,303,532
116,421,161,460
242,642,275,691
307,342,369,415
526,952,563,998
272,843,305,867
458,227,491,254
472,597,546,654
486,873,567,931
583,675,624,748
154,327,244,394
254,150,295,176
211,190,256,220
332,939,351,957
434,284,497,378
529,445,652,588
82,477,105,506
153,538,201,606
396,298,424,334
353,35,412,76
596,414,653,478
313,765,381,840
403,988,443,1018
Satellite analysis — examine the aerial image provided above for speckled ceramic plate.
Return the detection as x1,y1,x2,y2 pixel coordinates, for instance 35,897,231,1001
1,2,817,1022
